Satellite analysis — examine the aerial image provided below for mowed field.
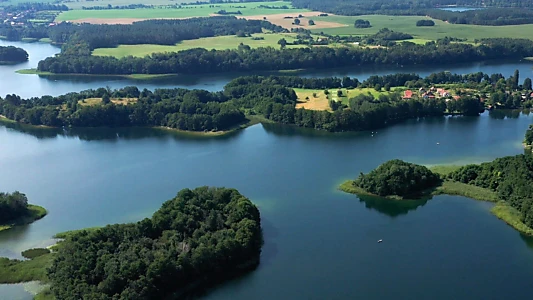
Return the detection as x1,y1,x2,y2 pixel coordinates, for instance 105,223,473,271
55,1,309,22
92,33,307,58
294,88,399,111
310,15,533,41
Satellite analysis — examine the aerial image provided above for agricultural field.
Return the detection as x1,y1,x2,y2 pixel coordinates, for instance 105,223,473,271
92,33,306,58
61,0,188,9
54,1,309,23
310,15,533,42
78,97,137,106
294,88,399,111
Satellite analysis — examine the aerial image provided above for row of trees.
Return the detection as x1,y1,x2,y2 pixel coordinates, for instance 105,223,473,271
48,187,263,299
448,149,533,228
37,39,533,75
0,46,28,63
48,17,286,49
0,191,29,223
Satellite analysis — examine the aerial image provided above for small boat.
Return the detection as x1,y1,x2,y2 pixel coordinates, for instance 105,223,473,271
377,239,383,243
436,142,440,145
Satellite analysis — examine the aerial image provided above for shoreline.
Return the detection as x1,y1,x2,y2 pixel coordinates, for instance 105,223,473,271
0,204,48,233
338,166,533,236
0,114,265,137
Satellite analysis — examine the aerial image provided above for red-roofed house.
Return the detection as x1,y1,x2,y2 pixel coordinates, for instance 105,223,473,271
403,90,413,99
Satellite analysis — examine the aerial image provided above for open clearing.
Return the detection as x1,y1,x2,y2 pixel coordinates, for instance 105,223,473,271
92,33,306,58
294,88,398,111
78,98,137,106
244,12,347,30
55,1,309,22
310,15,533,41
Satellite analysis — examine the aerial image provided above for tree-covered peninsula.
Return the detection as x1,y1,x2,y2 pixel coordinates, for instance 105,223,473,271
0,46,28,64
47,187,262,299
0,191,47,232
343,160,442,199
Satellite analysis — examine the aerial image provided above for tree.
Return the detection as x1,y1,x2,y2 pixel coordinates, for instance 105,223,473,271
524,77,532,90
513,69,520,89
308,19,315,26
102,94,111,104
324,89,330,95
374,84,382,91
294,18,301,25
337,90,343,97
384,84,391,91
278,38,287,49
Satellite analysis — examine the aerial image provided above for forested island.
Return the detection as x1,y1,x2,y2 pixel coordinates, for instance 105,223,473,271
340,127,533,236
36,38,533,75
3,70,533,133
45,187,262,299
345,160,442,199
0,46,28,64
0,191,46,232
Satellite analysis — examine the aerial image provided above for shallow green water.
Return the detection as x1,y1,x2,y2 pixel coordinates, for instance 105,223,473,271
1,112,533,299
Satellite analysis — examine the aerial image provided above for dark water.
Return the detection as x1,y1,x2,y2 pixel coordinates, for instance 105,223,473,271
1,40,533,98
1,112,533,299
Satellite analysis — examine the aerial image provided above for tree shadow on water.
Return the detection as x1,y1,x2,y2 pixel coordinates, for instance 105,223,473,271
357,194,429,218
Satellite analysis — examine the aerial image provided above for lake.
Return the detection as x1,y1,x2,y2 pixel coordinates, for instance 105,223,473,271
438,7,485,12
2,111,533,299
1,40,533,98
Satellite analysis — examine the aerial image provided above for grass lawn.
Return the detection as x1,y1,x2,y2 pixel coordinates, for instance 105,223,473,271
55,1,308,21
294,87,399,111
92,33,305,58
310,15,533,42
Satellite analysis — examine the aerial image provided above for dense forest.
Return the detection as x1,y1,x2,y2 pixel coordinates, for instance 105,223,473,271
5,69,531,132
448,150,533,228
48,187,263,299
0,191,30,224
48,17,286,49
0,46,28,63
353,160,442,198
291,0,533,25
37,38,533,75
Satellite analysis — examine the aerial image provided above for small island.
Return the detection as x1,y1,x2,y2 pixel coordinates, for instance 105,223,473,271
340,150,533,236
0,46,29,64
341,159,442,200
46,187,262,299
0,191,47,232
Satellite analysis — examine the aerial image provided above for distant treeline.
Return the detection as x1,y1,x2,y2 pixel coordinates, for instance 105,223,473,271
48,17,286,49
81,4,153,10
3,70,532,132
291,0,533,25
0,46,28,63
37,39,533,75
0,3,68,13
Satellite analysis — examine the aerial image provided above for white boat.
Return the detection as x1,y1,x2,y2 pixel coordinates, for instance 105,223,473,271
377,239,383,243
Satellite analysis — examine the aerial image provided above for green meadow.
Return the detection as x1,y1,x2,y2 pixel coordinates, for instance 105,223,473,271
55,1,308,21
311,15,533,41
92,33,306,58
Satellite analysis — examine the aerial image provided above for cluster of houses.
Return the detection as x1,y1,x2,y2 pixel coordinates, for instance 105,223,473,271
403,87,460,101
0,10,27,26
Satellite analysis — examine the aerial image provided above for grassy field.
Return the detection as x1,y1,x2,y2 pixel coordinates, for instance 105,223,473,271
63,0,189,9
310,15,533,41
92,33,305,58
0,253,52,283
78,97,137,106
294,87,399,111
492,201,533,236
55,1,308,22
